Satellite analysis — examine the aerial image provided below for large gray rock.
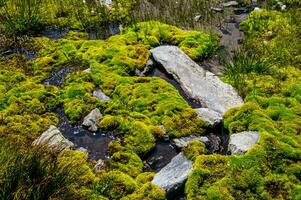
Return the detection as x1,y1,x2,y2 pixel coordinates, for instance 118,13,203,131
152,153,193,193
93,90,111,102
151,46,243,114
195,108,223,126
228,131,259,155
33,125,74,149
82,108,103,132
172,135,210,149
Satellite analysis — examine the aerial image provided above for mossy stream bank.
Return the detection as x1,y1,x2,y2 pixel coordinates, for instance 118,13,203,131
2,1,300,199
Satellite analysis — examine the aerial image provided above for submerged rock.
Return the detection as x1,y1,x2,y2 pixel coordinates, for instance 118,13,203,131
195,108,223,127
33,125,74,149
151,46,243,114
172,135,210,149
93,89,111,102
228,131,259,155
82,108,103,132
152,153,193,193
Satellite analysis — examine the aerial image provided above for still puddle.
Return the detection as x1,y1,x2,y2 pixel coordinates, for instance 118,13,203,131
56,108,115,160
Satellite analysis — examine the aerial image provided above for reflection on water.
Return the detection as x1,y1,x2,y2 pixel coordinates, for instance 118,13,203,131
56,108,115,160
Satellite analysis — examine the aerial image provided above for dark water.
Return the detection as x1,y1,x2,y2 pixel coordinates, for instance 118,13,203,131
56,108,115,160
43,66,79,87
145,141,178,172
0,46,36,60
37,29,68,40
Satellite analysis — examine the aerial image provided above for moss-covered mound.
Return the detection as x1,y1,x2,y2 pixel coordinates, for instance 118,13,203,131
186,9,301,200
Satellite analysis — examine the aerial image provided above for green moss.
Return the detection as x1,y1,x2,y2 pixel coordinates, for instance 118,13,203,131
95,170,137,200
240,9,301,66
185,154,229,200
121,182,166,200
108,151,143,177
183,140,207,160
108,140,124,154
124,21,219,60
124,121,156,156
135,172,156,186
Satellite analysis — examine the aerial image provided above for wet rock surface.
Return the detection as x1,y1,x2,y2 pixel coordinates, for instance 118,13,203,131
82,108,103,132
33,125,74,149
145,141,178,172
195,108,223,127
152,153,193,194
151,46,243,114
228,131,259,155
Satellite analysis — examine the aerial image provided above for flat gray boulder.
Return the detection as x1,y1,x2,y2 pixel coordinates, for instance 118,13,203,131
228,131,259,155
93,90,111,102
33,125,74,149
151,46,243,114
195,108,223,126
152,153,193,193
172,135,210,149
82,108,103,132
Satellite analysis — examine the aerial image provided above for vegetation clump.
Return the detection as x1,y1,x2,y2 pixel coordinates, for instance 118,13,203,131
186,8,301,200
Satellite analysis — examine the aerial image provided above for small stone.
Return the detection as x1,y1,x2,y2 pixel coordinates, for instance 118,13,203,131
172,135,210,149
83,68,91,73
228,131,259,155
82,108,103,132
94,159,106,173
33,125,74,149
263,40,268,45
211,7,223,13
281,5,286,11
254,7,261,11
223,1,239,7
194,15,202,21
93,89,111,102
267,31,273,36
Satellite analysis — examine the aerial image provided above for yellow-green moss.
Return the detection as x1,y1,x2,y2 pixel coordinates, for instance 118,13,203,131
183,140,207,161
108,151,143,177
95,170,137,200
121,182,166,200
